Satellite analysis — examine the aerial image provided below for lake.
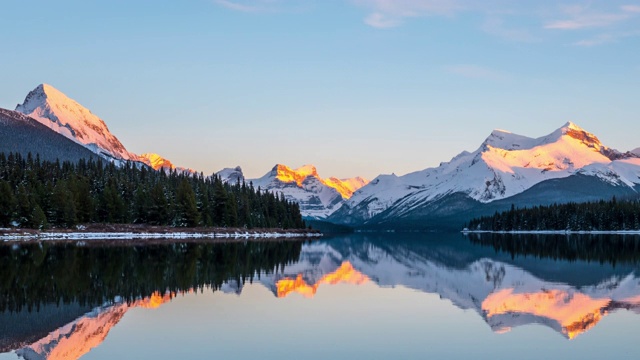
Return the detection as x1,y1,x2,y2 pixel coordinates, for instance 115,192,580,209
1,233,640,359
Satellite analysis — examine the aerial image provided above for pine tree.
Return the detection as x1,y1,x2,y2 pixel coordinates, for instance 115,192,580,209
148,183,169,225
0,181,15,226
176,178,200,227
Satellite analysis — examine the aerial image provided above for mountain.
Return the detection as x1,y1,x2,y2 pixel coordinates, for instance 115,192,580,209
249,164,369,219
0,108,98,163
15,84,136,161
12,84,197,174
216,166,245,184
330,122,640,228
138,153,196,174
138,153,176,171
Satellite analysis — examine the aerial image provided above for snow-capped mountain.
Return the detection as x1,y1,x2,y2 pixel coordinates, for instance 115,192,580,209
331,122,640,227
0,108,98,164
138,153,176,171
249,164,369,219
138,153,195,174
216,166,245,184
13,84,196,174
15,84,136,161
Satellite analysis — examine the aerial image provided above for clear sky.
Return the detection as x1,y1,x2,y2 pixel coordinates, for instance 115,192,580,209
1,0,638,180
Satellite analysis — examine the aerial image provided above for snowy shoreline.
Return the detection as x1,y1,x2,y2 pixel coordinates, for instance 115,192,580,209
0,230,322,242
462,229,640,235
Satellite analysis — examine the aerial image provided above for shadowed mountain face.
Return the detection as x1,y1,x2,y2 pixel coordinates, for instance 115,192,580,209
2,233,640,359
0,108,98,164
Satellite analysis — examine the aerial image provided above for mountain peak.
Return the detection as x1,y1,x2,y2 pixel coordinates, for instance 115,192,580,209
139,153,176,170
552,121,603,149
562,121,583,131
15,84,135,160
481,128,535,151
216,166,245,184
272,164,319,186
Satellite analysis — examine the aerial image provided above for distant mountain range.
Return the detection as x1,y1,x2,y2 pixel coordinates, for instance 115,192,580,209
3,84,368,219
217,164,369,219
2,84,639,226
329,122,640,229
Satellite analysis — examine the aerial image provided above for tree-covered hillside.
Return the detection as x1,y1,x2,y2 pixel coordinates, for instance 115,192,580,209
467,198,640,232
0,153,306,230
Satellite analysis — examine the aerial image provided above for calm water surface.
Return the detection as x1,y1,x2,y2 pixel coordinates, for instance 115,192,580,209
1,233,640,359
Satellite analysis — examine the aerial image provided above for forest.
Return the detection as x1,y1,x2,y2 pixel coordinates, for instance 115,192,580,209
0,240,304,312
0,152,306,230
467,198,640,232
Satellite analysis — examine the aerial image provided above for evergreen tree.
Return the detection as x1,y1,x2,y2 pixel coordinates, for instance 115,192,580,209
0,181,15,226
148,183,169,225
176,178,200,227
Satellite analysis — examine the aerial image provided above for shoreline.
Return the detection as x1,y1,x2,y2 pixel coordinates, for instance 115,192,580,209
462,230,640,235
0,225,322,243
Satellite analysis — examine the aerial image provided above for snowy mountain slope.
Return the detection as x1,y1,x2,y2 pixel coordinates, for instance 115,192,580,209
249,164,368,219
216,166,245,184
12,84,197,174
15,84,136,161
331,122,640,226
0,108,99,163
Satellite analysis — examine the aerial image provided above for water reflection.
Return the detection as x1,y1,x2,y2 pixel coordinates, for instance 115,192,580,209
15,292,175,360
1,233,640,359
275,262,369,298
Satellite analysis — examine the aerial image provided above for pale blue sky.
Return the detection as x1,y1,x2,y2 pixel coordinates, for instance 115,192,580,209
1,0,638,179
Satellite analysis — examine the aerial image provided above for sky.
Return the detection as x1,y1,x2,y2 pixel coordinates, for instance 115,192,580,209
0,0,639,180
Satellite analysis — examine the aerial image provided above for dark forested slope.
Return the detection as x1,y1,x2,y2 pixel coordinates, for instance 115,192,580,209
0,153,306,230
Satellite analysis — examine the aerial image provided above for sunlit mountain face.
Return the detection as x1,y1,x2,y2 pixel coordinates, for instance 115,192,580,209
12,84,196,174
268,164,368,200
2,234,640,359
246,164,370,219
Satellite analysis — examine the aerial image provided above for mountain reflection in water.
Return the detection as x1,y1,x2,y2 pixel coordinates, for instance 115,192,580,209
1,233,640,359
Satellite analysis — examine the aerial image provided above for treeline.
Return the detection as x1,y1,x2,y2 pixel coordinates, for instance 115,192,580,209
0,152,306,229
0,240,303,313
467,198,640,231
